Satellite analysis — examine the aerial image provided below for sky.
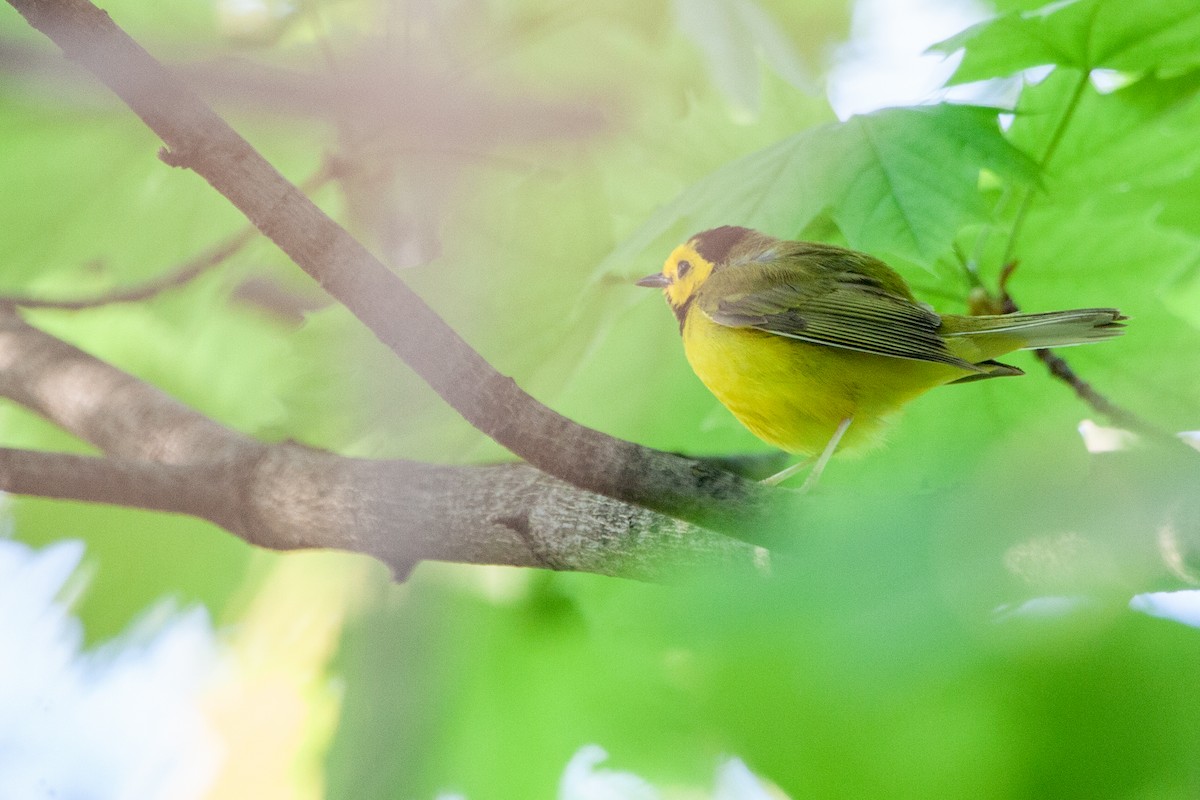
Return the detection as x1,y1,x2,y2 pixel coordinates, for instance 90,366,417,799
826,0,1000,118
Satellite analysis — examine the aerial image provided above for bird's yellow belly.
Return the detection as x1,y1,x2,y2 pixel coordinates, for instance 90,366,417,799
682,313,968,455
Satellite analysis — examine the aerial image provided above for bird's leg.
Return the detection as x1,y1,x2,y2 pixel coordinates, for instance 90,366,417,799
760,456,815,487
798,417,852,493
761,418,853,491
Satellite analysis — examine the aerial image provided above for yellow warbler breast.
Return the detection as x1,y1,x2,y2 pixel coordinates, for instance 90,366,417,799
681,308,970,455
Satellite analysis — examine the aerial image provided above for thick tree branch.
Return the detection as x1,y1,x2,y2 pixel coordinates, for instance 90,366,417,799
0,444,762,581
0,308,244,462
0,447,233,516
0,308,762,580
4,0,799,544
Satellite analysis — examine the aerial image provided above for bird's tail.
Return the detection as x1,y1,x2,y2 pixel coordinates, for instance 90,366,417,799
945,308,1127,350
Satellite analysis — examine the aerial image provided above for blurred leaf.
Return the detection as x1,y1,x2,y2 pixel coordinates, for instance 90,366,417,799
0,101,242,293
328,446,1200,799
673,0,815,115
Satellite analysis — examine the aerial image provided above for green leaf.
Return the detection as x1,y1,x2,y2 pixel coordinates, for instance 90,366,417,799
1006,69,1200,226
1014,203,1200,424
830,106,1039,262
597,104,1037,274
933,0,1200,83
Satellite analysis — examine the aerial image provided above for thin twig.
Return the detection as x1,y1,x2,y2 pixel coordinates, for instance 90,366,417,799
999,70,1091,269
963,70,1092,297
3,226,256,310
951,71,1162,438
1029,348,1167,440
995,265,1169,442
0,163,334,311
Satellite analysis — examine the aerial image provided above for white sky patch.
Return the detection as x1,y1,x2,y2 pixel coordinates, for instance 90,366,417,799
1077,419,1139,453
994,592,1200,633
714,757,781,799
0,539,221,800
555,745,783,800
827,0,1007,119
1130,591,1200,629
560,745,660,800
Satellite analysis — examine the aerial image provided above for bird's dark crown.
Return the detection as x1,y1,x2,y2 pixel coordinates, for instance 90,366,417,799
691,226,753,267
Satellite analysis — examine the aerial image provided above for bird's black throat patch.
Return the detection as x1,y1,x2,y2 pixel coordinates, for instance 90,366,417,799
672,294,694,333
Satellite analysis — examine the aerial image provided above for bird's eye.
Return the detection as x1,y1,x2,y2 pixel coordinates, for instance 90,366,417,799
676,259,693,278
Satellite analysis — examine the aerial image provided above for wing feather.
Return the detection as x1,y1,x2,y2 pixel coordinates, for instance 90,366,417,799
699,258,979,371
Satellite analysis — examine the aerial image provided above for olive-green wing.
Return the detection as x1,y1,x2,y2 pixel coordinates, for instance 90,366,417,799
697,261,981,371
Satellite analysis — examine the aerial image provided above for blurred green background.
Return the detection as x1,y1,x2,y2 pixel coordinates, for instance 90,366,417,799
2,0,1199,796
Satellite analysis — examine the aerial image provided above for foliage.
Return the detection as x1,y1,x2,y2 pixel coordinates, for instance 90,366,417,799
2,0,1199,797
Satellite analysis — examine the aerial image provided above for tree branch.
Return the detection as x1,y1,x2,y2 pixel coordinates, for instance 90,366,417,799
2,224,256,311
0,307,244,462
991,265,1171,443
0,443,762,581
4,0,798,544
0,162,333,312
0,307,763,580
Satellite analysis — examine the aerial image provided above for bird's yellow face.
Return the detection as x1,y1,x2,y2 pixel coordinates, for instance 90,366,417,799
661,242,716,309
636,241,717,322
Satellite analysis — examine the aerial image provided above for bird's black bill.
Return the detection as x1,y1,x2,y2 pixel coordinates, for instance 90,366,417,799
636,273,670,288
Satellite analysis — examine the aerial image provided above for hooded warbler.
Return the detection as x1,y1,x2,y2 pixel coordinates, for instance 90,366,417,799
637,226,1126,489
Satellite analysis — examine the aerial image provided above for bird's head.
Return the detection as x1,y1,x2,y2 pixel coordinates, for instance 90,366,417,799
637,226,753,326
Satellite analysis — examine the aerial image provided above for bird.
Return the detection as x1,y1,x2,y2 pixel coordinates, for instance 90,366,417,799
637,225,1126,490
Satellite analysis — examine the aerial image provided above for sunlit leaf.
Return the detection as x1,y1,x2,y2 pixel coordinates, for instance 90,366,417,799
934,0,1200,83
1006,68,1200,231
